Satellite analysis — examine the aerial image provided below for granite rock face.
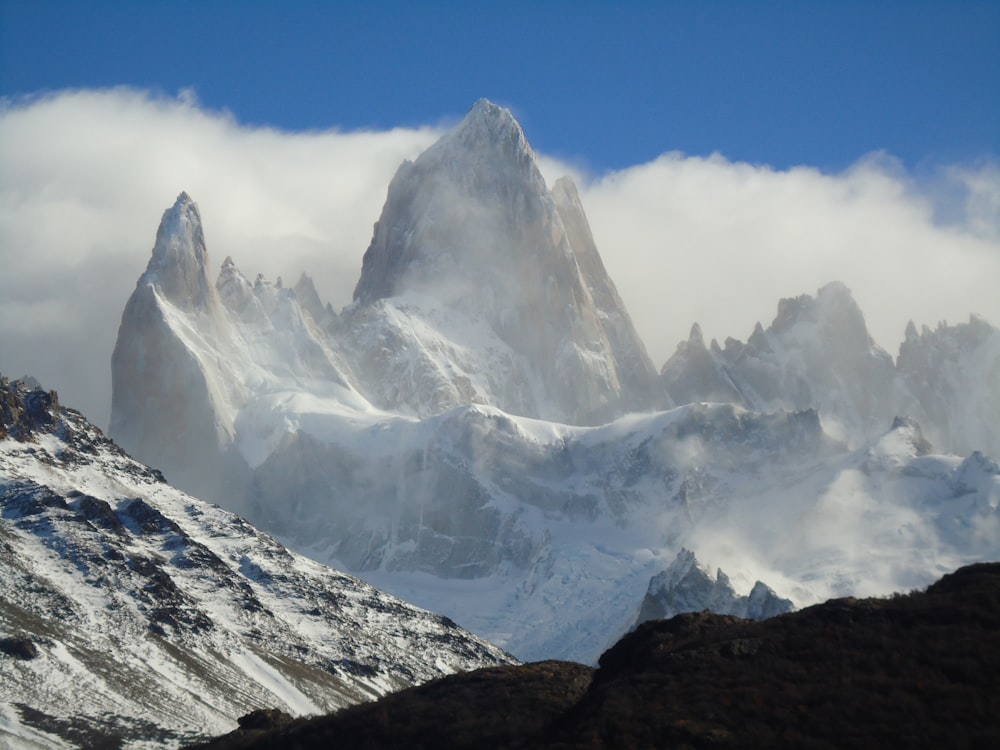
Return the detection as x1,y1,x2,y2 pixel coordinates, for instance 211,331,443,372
636,549,793,626
109,193,240,501
895,315,1000,458
346,99,661,425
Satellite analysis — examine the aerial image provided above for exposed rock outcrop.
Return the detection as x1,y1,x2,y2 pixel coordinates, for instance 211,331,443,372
345,99,661,424
0,375,59,441
636,549,793,625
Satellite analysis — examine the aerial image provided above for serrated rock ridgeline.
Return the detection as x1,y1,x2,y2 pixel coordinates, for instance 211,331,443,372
636,549,793,625
660,281,1000,457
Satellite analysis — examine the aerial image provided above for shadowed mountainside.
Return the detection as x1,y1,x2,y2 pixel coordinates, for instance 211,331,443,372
189,562,1000,749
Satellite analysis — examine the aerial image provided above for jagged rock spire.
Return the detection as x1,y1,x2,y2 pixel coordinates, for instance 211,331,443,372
435,98,537,175
139,192,214,311
662,281,897,442
352,99,548,306
346,99,661,424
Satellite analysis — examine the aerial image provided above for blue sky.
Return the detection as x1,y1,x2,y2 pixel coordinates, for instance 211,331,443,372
2,1,997,173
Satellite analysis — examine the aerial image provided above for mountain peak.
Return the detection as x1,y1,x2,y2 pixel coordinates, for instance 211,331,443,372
351,100,545,307
155,192,200,247
347,100,660,424
453,98,528,149
469,97,504,115
688,322,705,347
142,191,213,311
467,97,513,122
415,98,537,186
772,281,871,348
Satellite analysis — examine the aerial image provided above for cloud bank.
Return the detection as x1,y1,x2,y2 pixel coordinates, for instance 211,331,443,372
2,89,998,427
583,153,1000,369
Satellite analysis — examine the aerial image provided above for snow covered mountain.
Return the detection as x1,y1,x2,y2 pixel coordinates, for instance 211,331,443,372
660,281,1000,457
110,192,365,507
343,98,660,424
108,100,1000,665
0,376,511,748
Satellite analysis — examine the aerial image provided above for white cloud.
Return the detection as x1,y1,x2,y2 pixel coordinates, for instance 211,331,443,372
581,152,1000,367
0,89,440,425
2,88,998,426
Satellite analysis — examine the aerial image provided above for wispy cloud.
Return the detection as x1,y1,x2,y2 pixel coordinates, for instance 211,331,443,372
2,89,997,425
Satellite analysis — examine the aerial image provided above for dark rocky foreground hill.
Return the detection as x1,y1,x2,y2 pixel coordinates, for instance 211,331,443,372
189,562,1000,749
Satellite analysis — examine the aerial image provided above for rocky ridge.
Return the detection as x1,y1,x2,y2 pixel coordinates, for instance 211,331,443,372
636,549,794,626
661,281,1000,456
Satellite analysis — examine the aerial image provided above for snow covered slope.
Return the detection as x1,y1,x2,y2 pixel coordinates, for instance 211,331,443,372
242,399,999,662
0,376,511,749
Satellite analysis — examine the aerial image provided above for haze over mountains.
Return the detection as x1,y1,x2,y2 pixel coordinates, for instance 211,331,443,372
661,280,1000,457
2,97,998,748
107,100,1000,663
